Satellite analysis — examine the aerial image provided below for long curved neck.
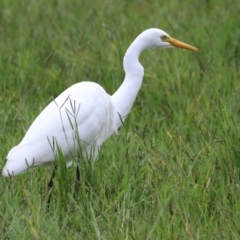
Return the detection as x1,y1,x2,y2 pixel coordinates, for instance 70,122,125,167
111,36,147,128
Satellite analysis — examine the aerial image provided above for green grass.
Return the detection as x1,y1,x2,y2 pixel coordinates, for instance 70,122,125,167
1,0,240,239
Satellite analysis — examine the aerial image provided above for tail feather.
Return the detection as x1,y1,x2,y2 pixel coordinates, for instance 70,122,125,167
3,145,34,176
2,144,54,177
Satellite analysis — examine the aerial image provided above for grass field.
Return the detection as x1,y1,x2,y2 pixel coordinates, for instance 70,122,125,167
1,0,240,239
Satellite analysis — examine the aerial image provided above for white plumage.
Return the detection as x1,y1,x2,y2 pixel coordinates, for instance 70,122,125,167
2,28,198,176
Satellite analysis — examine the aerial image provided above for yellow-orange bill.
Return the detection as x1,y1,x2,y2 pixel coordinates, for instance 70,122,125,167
168,37,199,52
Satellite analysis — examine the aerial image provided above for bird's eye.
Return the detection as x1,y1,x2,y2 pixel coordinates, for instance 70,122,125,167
161,35,168,41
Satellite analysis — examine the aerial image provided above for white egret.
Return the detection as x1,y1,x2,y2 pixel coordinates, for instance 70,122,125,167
2,28,198,177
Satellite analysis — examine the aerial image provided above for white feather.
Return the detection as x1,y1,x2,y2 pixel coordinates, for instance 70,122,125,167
2,28,198,176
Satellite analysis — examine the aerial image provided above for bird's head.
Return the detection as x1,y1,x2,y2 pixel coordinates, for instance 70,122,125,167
138,28,199,52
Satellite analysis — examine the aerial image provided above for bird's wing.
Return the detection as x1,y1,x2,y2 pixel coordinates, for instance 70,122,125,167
4,82,117,175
